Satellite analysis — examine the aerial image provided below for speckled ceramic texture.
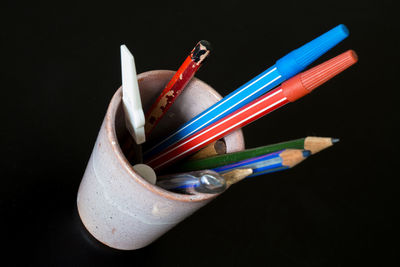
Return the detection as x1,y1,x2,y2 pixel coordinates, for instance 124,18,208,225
77,70,245,250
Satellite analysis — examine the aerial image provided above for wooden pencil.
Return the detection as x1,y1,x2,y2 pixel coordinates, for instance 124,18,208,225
223,168,253,186
213,149,310,178
188,139,226,160
172,137,338,172
144,40,211,136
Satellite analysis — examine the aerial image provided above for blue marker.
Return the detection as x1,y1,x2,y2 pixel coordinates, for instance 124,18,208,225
145,24,349,158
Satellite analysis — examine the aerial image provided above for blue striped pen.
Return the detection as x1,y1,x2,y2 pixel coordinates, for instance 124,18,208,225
144,25,349,158
213,149,311,178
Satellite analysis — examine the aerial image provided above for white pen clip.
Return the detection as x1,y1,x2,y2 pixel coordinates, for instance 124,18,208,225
120,45,145,144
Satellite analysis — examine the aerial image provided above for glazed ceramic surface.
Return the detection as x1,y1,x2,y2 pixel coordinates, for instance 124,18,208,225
77,70,245,250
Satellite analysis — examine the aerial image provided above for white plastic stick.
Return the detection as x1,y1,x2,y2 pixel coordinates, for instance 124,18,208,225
120,45,145,144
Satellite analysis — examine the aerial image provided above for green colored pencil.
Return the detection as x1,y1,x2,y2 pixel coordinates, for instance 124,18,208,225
172,136,338,172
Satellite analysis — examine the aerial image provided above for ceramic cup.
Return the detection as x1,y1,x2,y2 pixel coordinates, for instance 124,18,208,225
77,70,245,250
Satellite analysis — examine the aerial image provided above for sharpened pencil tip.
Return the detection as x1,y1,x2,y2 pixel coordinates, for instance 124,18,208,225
331,138,340,144
302,150,312,158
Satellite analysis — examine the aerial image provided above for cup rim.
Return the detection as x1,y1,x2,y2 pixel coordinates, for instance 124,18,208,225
105,69,236,202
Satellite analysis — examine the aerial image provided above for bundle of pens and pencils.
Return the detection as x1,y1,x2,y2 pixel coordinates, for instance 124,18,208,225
121,24,358,194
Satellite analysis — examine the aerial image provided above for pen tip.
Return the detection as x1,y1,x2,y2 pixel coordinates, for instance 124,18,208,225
302,150,312,158
332,138,340,144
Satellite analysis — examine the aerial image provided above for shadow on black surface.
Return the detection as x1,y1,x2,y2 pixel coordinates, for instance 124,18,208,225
71,205,155,266
2,169,156,266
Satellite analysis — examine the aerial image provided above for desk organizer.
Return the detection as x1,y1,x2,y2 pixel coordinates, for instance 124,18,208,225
77,70,245,250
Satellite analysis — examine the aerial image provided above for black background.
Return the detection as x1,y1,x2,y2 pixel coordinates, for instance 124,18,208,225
2,0,399,266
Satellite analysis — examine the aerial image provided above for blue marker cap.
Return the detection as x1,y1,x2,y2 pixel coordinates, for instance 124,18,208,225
275,24,349,80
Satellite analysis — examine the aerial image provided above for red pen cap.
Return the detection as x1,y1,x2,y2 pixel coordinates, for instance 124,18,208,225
282,50,358,102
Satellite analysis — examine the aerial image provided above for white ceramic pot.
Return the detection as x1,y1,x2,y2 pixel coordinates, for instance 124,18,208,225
77,70,245,250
